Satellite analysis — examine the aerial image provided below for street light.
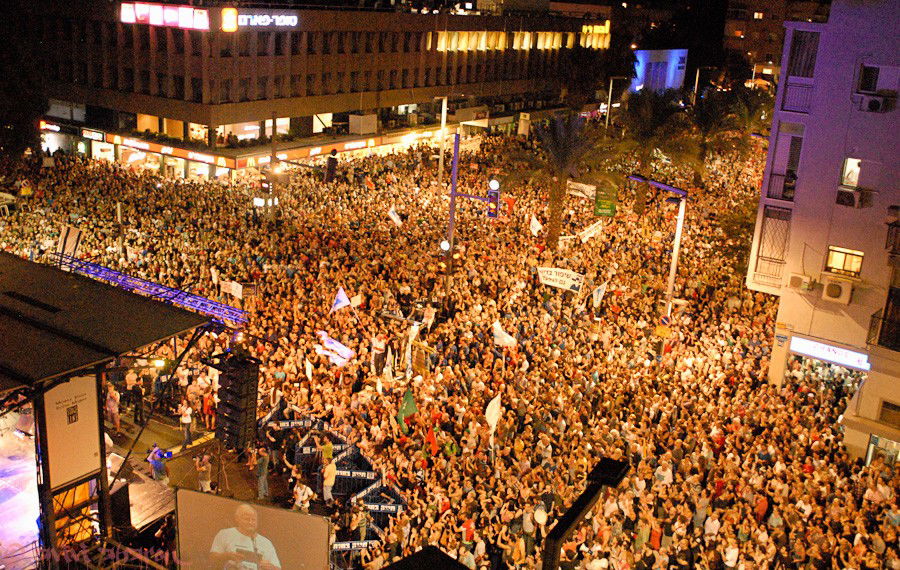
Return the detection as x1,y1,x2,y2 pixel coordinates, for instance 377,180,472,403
434,93,465,187
488,179,500,191
628,174,688,317
605,76,628,130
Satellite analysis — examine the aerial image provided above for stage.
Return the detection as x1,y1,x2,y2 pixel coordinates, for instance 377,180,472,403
0,411,40,570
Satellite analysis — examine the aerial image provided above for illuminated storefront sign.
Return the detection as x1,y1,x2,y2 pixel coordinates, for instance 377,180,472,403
120,3,210,30
221,7,299,31
789,336,871,371
106,134,235,169
39,120,61,132
81,128,104,141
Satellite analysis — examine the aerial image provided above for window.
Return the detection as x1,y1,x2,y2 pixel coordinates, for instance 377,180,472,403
322,32,331,54
859,65,880,93
172,30,184,54
335,71,344,93
841,158,861,187
786,30,819,78
753,11,764,19
191,77,202,102
258,32,270,56
190,30,201,56
879,401,900,429
239,32,251,56
274,76,284,98
156,29,167,52
220,37,232,57
173,75,184,100
734,30,743,38
306,74,315,95
306,32,316,54
350,71,359,92
825,246,864,278
219,78,231,102
290,74,301,97
238,78,250,101
274,33,285,56
337,32,345,54
257,76,268,99
139,70,150,94
290,32,301,55
754,206,791,284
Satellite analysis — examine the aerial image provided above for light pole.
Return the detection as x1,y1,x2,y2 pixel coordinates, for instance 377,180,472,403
605,76,628,130
628,174,688,316
692,66,716,105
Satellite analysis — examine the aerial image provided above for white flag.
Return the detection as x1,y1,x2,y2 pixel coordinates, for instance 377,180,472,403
592,282,608,308
388,206,403,227
210,266,219,285
305,358,314,382
492,320,517,347
530,215,543,237
485,394,502,448
350,294,363,308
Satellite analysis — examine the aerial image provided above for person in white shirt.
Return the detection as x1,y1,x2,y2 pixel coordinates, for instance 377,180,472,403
209,504,281,570
178,400,193,449
291,481,315,513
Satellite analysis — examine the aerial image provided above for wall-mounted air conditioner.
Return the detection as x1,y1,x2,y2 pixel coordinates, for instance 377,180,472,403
787,273,813,291
859,94,888,113
821,276,853,304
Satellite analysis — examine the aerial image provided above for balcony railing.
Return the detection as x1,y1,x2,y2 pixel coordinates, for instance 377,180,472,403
753,257,785,288
867,309,900,352
782,77,814,113
767,172,796,201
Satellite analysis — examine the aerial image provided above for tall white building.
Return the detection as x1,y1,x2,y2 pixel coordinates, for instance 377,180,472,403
745,0,900,461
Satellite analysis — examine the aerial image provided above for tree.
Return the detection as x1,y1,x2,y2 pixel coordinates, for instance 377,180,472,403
691,90,744,161
601,89,702,213
506,114,606,251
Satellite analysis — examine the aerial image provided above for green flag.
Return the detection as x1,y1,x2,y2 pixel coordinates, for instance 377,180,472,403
397,388,418,434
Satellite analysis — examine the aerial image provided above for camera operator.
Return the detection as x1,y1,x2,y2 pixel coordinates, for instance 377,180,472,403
194,453,212,493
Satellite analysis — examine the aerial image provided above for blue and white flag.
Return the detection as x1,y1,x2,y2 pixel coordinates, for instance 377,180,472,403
315,331,355,367
592,282,608,308
388,206,403,227
331,286,351,313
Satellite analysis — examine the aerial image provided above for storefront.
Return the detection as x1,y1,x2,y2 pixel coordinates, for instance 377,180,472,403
866,434,900,465
103,134,236,180
39,121,80,155
770,325,871,386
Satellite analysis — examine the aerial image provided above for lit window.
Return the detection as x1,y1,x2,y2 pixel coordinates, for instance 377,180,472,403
841,158,861,187
859,65,880,93
734,30,743,37
753,11,764,19
825,246,864,278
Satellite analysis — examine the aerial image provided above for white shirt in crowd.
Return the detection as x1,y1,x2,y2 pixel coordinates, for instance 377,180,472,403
210,528,280,570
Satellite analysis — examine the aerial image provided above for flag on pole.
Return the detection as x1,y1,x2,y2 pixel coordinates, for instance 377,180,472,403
383,347,394,382
388,207,403,227
492,320,517,347
330,286,351,312
592,282,609,308
397,389,418,434
305,358,314,382
350,294,363,308
530,215,543,237
426,426,439,456
376,375,383,395
485,394,502,448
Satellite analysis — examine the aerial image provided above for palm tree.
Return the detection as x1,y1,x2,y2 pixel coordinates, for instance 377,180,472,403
601,89,702,214
692,90,742,161
506,114,606,251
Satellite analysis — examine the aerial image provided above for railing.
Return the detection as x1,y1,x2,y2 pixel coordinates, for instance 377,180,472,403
867,309,900,352
753,257,785,288
766,173,796,201
782,76,814,113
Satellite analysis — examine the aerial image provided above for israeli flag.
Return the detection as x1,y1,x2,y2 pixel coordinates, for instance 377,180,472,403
331,286,351,313
316,331,355,367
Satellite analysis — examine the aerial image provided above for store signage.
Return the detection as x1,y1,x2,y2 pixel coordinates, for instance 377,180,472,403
81,128,104,141
105,133,235,169
120,3,210,31
39,120,61,132
221,7,299,31
789,336,871,371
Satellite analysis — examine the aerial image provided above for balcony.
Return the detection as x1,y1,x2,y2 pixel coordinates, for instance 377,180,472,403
782,76,814,113
867,309,900,352
766,172,796,201
753,257,785,288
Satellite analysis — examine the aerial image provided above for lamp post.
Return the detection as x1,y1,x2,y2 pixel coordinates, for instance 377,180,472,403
628,174,688,316
605,76,628,130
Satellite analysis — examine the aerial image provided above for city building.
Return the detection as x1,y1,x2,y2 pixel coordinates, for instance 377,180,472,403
31,0,610,180
629,48,687,92
723,0,829,85
744,0,899,461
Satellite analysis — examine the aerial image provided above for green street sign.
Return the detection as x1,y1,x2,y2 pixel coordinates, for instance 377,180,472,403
594,186,617,217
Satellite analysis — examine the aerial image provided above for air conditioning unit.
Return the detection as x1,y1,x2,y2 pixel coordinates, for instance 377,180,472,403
821,276,853,304
836,186,864,208
787,273,813,291
859,94,888,112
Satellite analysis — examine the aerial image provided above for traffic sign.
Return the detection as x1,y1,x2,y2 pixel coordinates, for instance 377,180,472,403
660,315,670,326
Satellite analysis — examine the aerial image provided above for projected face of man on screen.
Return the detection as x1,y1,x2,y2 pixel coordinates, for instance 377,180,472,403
209,504,282,570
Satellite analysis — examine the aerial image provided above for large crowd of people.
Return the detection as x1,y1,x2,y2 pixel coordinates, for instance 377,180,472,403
1,127,898,570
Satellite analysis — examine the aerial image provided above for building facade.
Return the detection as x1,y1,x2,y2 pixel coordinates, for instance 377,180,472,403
31,0,610,178
723,0,829,84
745,0,899,461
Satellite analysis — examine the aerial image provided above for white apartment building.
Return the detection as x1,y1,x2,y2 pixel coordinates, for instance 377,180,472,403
745,0,900,461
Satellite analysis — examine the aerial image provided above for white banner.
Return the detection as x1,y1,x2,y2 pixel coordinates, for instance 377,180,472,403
537,267,585,293
45,375,101,490
530,215,543,237
567,180,596,200
578,220,604,243
56,225,82,258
